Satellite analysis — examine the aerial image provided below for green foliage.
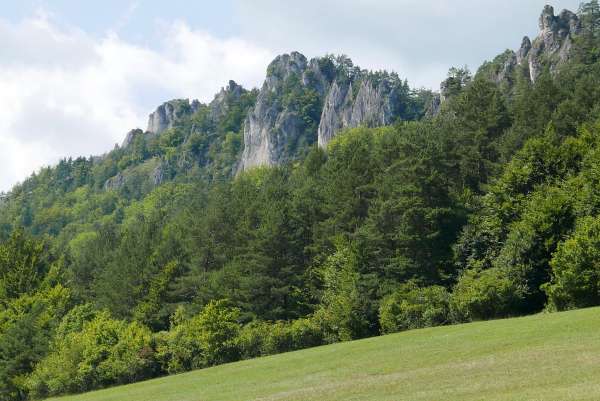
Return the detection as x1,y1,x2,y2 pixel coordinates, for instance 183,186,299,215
379,283,450,334
545,216,600,310
156,300,241,374
0,229,47,301
0,285,71,401
313,241,368,342
134,261,183,330
450,268,524,322
27,311,154,398
6,40,600,399
442,66,472,99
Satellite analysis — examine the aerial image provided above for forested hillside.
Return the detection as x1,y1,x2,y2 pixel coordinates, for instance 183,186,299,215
2,2,600,400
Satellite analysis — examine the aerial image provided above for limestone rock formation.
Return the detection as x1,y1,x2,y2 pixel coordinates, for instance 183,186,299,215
483,5,581,86
523,5,581,81
317,78,403,148
239,52,419,170
239,52,327,170
121,128,144,148
209,80,245,122
147,99,201,135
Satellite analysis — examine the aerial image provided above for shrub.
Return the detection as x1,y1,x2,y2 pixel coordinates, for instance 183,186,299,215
545,216,600,310
450,268,523,322
289,317,324,349
262,321,295,355
379,283,450,334
27,311,155,398
235,317,324,360
235,320,270,359
156,300,241,374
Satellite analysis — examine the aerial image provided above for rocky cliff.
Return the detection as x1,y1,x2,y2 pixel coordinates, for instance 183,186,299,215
480,5,581,87
239,52,422,171
239,52,325,170
146,98,201,136
121,51,424,174
317,77,409,148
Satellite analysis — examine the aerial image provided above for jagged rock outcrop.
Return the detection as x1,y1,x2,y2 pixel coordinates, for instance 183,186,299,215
240,52,328,170
104,172,125,191
239,52,420,169
524,5,581,81
317,79,402,148
425,94,442,118
147,99,201,135
121,128,144,148
483,5,581,86
209,80,245,122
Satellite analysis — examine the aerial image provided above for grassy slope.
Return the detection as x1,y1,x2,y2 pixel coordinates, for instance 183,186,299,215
49,307,600,401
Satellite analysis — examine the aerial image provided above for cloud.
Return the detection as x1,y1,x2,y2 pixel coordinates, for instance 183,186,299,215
0,12,274,192
234,0,582,88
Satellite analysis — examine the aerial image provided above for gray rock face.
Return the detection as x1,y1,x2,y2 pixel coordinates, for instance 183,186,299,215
239,52,324,170
121,128,144,148
147,99,201,135
317,81,354,147
239,52,416,170
209,80,244,121
104,172,125,191
523,6,581,81
487,5,581,86
317,79,398,148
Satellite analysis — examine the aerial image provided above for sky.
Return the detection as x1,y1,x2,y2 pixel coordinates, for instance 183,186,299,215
0,0,583,192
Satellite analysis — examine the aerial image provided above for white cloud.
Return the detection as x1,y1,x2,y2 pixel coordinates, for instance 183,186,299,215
0,13,274,192
234,0,583,88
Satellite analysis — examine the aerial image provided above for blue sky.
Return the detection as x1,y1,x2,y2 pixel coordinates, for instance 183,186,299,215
4,1,238,39
0,0,583,191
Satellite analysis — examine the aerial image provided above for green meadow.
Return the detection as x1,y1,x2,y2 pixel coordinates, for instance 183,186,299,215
49,307,600,401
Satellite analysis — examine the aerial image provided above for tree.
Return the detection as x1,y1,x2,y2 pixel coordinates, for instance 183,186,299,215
379,283,450,334
156,300,241,374
313,241,368,342
545,216,600,310
580,1,600,40
27,311,155,398
0,229,47,302
441,66,472,99
450,268,524,321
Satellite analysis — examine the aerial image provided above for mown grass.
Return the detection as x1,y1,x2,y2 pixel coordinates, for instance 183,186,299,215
48,307,600,401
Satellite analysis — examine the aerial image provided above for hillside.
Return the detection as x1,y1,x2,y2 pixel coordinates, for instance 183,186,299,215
48,307,600,401
4,2,600,400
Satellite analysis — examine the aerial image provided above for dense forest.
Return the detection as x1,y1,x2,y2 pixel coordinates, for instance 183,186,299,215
3,2,600,400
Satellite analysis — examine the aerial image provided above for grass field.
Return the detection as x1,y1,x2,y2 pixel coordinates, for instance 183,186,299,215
48,307,600,401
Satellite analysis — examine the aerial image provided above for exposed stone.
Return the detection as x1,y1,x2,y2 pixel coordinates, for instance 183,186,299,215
147,99,200,135
104,172,125,191
209,80,244,121
317,78,401,147
239,52,319,170
477,5,581,90
121,128,144,148
425,93,442,118
239,51,419,168
152,163,165,186
516,36,532,65
525,5,581,82
317,81,354,147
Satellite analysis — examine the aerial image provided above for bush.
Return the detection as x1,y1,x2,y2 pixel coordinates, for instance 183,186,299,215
236,317,324,360
379,283,450,334
156,300,241,374
235,320,271,359
545,216,600,310
289,317,324,349
27,311,155,398
450,268,523,322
